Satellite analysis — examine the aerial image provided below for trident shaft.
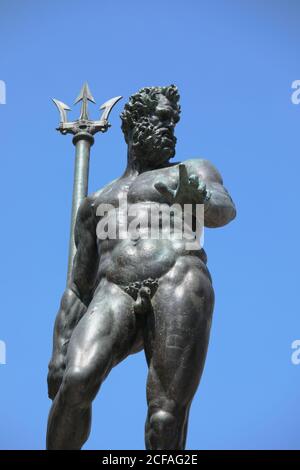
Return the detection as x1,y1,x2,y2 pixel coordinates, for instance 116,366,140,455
53,83,122,284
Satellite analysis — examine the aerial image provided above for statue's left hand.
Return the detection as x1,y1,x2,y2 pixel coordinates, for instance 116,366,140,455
155,163,211,206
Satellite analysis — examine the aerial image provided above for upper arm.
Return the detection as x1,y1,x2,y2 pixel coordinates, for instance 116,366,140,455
71,197,99,304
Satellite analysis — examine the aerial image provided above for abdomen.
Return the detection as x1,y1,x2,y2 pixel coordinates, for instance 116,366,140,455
101,238,178,285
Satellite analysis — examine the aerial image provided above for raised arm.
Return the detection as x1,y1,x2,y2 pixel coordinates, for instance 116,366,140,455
47,196,99,399
185,159,237,228
154,159,236,229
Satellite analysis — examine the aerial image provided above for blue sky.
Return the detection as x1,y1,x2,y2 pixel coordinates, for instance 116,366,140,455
0,0,300,449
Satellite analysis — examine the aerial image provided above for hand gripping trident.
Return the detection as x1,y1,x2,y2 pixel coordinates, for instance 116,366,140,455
53,83,122,284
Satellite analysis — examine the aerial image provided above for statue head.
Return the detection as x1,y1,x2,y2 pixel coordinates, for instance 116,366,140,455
120,85,181,169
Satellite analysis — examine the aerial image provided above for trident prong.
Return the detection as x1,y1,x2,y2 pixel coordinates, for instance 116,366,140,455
52,99,71,125
74,82,96,120
52,83,122,283
53,83,123,137
99,96,123,124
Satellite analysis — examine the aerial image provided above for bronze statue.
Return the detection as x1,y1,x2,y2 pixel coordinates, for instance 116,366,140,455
47,85,236,450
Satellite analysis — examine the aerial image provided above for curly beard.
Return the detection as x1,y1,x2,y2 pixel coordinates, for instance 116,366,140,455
131,117,177,169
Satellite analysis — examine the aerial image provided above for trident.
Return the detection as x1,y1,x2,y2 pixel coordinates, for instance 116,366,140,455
53,83,122,284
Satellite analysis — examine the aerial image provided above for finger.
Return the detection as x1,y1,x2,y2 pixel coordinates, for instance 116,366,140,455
198,181,207,193
178,164,189,186
189,174,199,188
205,189,212,202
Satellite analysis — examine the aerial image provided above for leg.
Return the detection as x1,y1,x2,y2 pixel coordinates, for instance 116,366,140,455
144,256,214,450
46,279,138,449
47,287,87,400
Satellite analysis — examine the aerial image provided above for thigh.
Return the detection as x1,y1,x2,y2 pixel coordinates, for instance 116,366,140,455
144,256,215,407
65,278,139,377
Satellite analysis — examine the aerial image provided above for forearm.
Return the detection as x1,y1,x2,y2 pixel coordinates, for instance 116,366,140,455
204,182,236,228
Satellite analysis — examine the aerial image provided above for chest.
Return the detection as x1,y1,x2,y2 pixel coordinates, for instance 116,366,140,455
95,166,179,207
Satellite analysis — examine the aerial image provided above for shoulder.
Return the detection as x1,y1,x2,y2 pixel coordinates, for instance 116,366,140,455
88,178,118,206
76,177,119,224
181,158,223,184
76,184,113,224
79,177,119,217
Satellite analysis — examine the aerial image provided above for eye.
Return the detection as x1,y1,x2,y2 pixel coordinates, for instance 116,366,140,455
158,109,171,121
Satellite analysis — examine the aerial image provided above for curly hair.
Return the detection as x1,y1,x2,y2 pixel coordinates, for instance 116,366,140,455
120,85,181,143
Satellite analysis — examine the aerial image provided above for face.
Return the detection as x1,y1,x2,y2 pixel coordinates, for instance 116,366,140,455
131,94,180,168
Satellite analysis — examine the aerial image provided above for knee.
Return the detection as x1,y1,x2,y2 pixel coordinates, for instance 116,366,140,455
47,369,63,401
150,410,176,433
59,366,101,408
147,408,178,449
47,358,65,400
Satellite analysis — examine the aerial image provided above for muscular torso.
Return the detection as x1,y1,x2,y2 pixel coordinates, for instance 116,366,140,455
90,160,209,289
